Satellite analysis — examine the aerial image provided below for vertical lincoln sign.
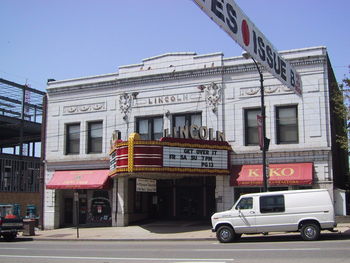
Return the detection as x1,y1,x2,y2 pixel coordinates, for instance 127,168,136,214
193,0,302,95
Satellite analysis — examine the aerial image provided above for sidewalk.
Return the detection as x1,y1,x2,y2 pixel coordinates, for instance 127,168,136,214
21,218,350,242
25,221,215,241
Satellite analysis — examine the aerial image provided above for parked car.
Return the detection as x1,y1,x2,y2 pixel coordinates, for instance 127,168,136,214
0,204,23,241
211,189,337,242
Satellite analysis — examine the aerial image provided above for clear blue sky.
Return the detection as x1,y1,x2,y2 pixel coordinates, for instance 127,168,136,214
1,0,349,92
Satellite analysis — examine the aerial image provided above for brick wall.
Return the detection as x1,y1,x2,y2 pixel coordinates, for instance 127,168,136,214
0,192,40,218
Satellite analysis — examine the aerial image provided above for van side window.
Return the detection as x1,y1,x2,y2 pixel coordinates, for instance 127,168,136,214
260,195,285,213
235,197,253,210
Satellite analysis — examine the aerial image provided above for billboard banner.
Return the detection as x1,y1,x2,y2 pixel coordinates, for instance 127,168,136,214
193,0,302,95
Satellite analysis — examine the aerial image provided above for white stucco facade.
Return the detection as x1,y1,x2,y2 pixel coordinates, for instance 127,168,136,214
43,46,344,229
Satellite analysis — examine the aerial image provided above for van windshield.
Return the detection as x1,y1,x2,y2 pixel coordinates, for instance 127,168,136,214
235,197,253,210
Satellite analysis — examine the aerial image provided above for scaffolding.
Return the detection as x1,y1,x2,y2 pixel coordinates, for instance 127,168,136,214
0,78,45,192
0,78,45,156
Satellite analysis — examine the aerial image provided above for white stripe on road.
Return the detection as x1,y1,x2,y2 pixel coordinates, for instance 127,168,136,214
196,248,322,252
0,247,28,250
0,255,233,262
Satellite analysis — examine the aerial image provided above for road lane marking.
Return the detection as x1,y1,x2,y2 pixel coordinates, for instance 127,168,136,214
0,255,234,262
0,248,28,250
195,248,322,252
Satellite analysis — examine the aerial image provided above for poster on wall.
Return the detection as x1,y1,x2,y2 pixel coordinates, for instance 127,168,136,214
136,178,157,192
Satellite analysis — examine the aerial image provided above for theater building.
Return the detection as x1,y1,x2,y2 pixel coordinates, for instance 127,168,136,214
43,46,348,229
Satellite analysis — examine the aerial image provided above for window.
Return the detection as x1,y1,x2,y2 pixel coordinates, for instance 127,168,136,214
235,197,253,210
88,121,103,153
173,113,201,128
66,123,80,154
244,108,261,146
276,105,298,144
260,195,285,213
136,116,163,140
173,113,202,138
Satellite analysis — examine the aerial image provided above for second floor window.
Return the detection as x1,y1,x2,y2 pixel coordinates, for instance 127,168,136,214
244,108,261,146
88,121,103,153
173,113,202,128
136,116,163,140
173,113,202,138
276,105,298,144
66,123,80,154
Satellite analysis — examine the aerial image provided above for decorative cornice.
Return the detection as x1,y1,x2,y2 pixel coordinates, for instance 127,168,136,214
240,84,291,97
63,102,106,115
47,57,327,95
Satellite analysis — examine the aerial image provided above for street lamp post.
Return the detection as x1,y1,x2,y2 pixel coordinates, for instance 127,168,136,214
243,52,269,192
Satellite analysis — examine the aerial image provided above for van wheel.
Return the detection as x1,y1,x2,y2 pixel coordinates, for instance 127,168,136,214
300,223,320,241
216,226,235,243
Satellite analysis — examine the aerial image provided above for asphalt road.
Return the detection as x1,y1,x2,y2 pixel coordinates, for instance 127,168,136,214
1,234,350,263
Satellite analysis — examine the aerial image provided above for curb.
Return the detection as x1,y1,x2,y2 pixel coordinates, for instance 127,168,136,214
26,231,350,242
28,237,217,242
21,223,350,242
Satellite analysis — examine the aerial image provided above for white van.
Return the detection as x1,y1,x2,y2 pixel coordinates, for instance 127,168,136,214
211,189,336,242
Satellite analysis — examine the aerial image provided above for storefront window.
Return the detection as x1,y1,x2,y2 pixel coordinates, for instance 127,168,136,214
88,190,111,225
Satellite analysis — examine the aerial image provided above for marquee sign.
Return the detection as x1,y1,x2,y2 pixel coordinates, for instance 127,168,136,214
163,146,228,169
193,0,302,96
109,133,231,177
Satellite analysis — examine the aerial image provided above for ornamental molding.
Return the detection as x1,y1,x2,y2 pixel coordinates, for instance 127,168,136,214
240,84,292,97
63,102,106,115
205,82,222,113
119,93,133,120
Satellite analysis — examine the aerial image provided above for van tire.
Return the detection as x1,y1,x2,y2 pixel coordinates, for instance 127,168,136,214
300,223,320,241
216,225,235,243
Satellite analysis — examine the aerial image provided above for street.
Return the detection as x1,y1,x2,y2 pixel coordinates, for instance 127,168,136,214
1,234,350,263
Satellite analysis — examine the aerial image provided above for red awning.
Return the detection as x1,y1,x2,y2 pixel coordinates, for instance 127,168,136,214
46,170,110,189
230,163,313,186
